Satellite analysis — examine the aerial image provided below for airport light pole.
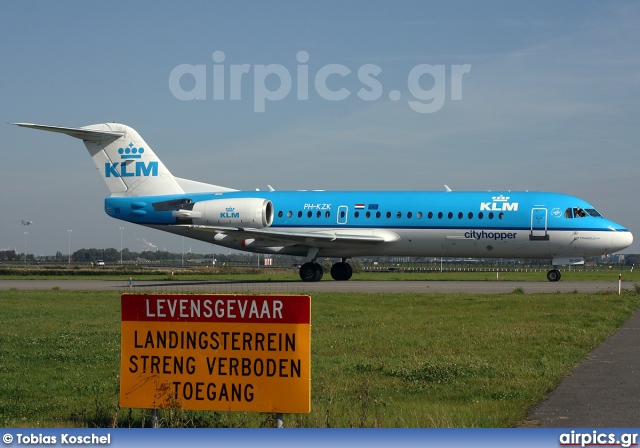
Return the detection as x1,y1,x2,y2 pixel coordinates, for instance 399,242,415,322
120,227,124,264
21,220,31,264
67,230,72,264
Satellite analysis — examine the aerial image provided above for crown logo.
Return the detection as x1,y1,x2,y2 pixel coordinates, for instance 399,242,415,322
226,207,235,212
492,195,510,202
118,142,145,159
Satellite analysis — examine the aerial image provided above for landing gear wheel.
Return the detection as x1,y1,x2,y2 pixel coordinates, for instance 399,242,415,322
330,262,353,281
313,264,324,282
547,269,561,282
300,262,323,282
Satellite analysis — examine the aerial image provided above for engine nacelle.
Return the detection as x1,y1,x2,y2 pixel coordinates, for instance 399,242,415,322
173,198,274,228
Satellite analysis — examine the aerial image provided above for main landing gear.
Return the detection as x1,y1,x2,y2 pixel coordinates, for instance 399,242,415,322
547,269,561,282
299,259,353,282
299,262,323,282
330,261,353,281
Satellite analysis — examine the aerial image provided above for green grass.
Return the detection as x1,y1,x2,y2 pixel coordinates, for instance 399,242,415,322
0,291,120,427
1,289,639,427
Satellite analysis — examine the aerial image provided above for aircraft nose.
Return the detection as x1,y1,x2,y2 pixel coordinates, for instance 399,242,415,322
611,230,633,252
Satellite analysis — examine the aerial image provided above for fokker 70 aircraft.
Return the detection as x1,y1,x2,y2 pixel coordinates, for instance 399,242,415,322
15,122,633,282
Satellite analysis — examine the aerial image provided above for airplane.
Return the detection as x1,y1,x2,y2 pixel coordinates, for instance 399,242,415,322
14,122,633,282
21,220,33,225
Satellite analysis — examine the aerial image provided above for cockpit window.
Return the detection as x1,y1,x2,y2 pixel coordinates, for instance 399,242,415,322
584,208,602,217
565,207,603,218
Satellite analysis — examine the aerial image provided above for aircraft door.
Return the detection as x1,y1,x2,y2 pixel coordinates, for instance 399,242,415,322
337,206,348,225
530,208,549,240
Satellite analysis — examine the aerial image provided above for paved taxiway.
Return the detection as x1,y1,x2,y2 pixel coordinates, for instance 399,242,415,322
2,278,638,427
525,308,640,427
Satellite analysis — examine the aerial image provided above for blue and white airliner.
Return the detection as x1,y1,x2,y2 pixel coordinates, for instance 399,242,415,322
15,122,633,282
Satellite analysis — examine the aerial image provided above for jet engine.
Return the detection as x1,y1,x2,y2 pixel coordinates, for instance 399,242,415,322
172,198,274,228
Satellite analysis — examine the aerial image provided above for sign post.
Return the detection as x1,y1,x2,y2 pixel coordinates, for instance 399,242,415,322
120,294,311,415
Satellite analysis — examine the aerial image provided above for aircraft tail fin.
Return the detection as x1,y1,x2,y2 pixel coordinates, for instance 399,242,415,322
15,123,190,197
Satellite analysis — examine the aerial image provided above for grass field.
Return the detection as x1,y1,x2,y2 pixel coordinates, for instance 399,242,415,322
1,264,637,283
1,289,639,428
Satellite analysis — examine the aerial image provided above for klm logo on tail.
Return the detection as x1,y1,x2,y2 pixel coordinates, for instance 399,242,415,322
105,143,158,178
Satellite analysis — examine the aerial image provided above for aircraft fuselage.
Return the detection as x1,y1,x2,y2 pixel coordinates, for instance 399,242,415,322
105,190,632,262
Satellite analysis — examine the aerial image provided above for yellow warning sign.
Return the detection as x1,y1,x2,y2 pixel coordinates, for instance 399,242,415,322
120,294,311,413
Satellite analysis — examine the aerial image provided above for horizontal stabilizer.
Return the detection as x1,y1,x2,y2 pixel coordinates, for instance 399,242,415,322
13,123,124,141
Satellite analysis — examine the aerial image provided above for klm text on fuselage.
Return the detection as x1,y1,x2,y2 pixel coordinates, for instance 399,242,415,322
480,199,518,211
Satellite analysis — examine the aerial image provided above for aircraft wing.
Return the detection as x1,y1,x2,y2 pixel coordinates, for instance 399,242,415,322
179,225,398,246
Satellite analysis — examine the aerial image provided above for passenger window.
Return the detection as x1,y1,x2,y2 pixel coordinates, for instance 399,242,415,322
478,212,484,219
386,211,391,218
488,212,494,219
317,211,321,218
287,211,292,218
376,211,381,218
297,211,302,218
307,211,312,218
417,212,423,219
366,211,371,218
354,211,359,218
396,212,402,218
407,212,413,219
438,212,443,219
499,212,504,219
458,212,463,219
428,212,433,219
468,212,473,219
278,211,283,218
447,212,453,219
325,211,330,218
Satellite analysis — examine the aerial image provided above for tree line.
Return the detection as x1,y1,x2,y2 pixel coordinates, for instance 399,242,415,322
0,248,257,264
1,248,636,266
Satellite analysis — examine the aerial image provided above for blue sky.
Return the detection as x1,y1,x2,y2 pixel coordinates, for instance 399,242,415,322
1,1,639,256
